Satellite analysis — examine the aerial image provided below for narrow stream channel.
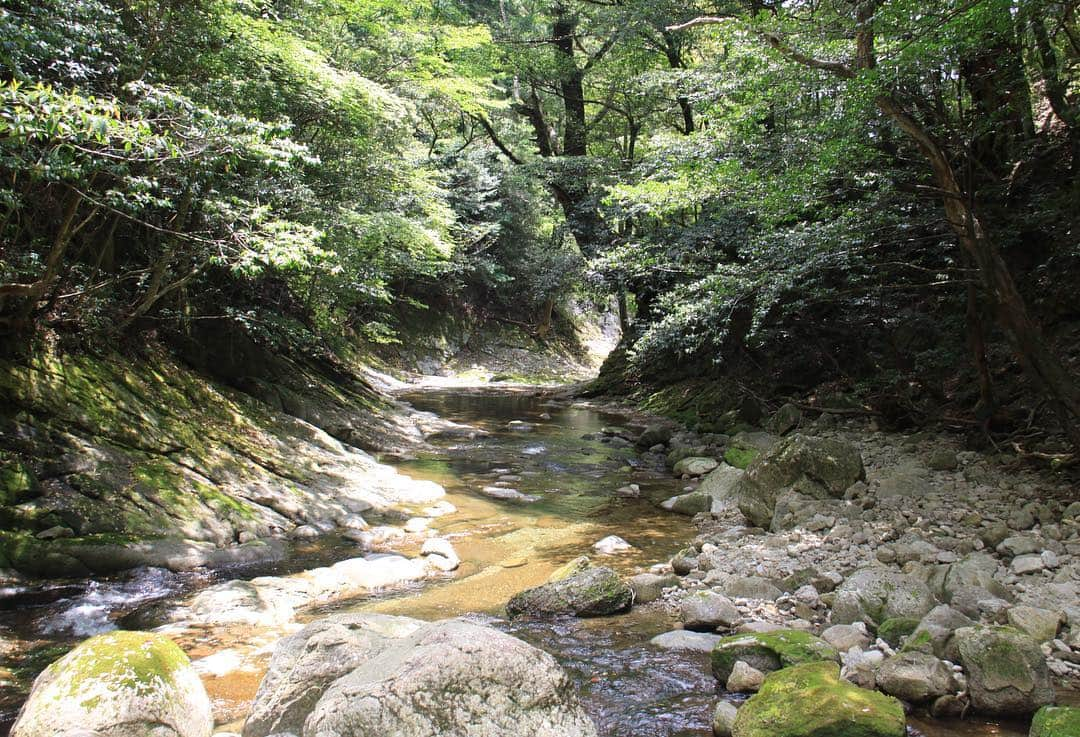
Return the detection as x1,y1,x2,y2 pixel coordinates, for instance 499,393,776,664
0,387,1033,737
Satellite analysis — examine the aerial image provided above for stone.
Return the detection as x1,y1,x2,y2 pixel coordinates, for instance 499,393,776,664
710,629,839,683
831,568,936,628
593,535,632,554
731,662,905,737
712,701,738,737
11,631,211,737
1012,554,1045,575
769,403,802,436
1006,606,1061,643
735,434,865,528
290,524,321,540
726,661,765,693
1030,706,1080,737
650,630,723,653
661,491,713,516
674,457,721,476
953,625,1054,715
420,538,460,571
906,605,973,658
927,449,959,471
481,486,540,503
876,652,956,703
35,526,74,540
999,536,1042,556
671,548,697,576
721,576,782,602
636,423,673,449
697,465,745,512
507,567,633,618
298,619,598,737
628,573,679,604
822,623,871,652
681,590,740,631
938,552,1011,602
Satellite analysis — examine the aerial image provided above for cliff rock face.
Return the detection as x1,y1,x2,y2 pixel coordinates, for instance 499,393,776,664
0,348,445,577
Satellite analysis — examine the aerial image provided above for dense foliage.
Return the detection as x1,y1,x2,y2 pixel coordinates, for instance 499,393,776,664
1,0,1078,440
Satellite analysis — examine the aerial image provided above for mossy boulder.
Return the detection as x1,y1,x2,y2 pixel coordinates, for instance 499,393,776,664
877,617,920,648
731,661,906,737
10,630,211,737
735,434,864,528
711,629,839,683
1030,706,1080,737
507,566,633,618
953,626,1054,716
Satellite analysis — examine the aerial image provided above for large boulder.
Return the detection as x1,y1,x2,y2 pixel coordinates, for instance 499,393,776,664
11,630,211,737
831,568,936,628
875,652,956,703
1030,706,1080,737
636,423,673,449
735,434,864,528
731,661,906,737
254,617,597,737
953,626,1054,716
244,613,424,737
506,566,632,618
697,464,745,512
710,629,839,683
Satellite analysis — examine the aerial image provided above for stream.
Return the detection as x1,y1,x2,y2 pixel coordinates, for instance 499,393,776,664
0,387,1032,737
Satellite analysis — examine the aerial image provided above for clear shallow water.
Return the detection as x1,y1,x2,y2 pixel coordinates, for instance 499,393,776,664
0,388,1040,736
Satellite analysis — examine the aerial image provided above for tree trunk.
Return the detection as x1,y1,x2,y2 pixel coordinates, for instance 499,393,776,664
1030,12,1080,172
877,94,1080,446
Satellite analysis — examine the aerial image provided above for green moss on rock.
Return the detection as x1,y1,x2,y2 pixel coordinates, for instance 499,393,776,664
711,629,840,683
1030,706,1080,737
732,661,906,737
0,459,36,506
877,617,920,648
724,446,759,470
10,630,212,737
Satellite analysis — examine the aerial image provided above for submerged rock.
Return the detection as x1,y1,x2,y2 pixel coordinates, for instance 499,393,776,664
506,566,633,618
710,629,839,683
731,661,905,737
11,630,212,737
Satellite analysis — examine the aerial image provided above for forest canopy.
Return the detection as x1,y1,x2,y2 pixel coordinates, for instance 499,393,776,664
1,0,1078,443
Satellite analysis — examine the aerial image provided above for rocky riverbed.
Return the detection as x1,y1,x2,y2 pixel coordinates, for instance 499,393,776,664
3,387,1079,737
